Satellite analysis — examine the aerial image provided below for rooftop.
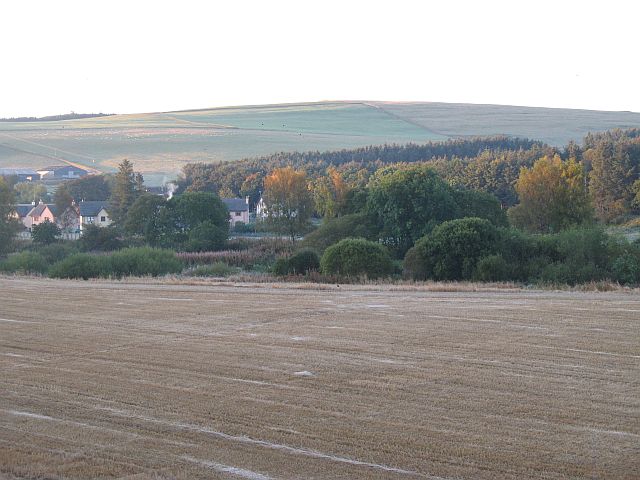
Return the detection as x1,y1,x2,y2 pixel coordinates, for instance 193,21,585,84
79,201,110,217
222,197,249,212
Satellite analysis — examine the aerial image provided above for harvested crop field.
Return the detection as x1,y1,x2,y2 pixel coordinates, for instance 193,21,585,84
1,277,639,479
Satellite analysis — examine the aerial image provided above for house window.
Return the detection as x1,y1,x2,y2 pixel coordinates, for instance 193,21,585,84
85,216,94,224
235,211,242,217
100,216,106,222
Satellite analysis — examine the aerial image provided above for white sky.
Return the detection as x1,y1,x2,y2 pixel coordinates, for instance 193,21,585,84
1,0,639,117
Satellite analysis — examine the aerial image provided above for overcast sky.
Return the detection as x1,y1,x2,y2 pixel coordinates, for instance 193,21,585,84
1,0,639,117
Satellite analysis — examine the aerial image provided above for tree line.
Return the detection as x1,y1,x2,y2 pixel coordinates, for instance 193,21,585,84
178,128,640,224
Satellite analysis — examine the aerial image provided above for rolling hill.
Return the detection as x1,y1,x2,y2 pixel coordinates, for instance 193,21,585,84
1,101,639,186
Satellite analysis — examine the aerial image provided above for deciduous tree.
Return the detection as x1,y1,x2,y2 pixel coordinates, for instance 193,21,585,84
31,220,61,245
313,167,350,219
14,182,49,204
365,165,458,254
508,155,593,233
263,167,313,242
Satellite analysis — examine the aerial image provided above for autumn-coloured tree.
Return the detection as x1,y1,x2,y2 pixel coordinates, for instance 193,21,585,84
263,167,313,242
312,167,350,218
508,155,593,233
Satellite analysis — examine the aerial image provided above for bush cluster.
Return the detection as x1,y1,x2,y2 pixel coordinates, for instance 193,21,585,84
403,219,640,285
188,262,240,277
48,247,183,279
272,249,320,276
300,213,377,253
0,251,49,275
320,238,394,279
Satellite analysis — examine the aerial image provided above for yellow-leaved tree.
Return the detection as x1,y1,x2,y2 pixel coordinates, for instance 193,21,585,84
263,167,313,242
312,167,350,219
508,155,593,233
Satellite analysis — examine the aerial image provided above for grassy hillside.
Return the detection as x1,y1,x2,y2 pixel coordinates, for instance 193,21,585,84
375,101,640,146
1,101,638,185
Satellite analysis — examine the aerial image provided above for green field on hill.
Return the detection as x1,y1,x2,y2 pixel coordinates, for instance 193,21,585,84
1,101,639,186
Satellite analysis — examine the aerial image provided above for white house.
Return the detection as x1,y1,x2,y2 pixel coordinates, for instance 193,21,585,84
256,196,268,220
79,201,111,231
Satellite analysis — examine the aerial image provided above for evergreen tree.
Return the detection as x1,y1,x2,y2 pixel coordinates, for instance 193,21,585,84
0,177,20,256
586,141,637,223
110,159,142,226
54,186,74,216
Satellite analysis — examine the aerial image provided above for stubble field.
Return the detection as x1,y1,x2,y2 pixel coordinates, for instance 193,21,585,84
0,277,639,479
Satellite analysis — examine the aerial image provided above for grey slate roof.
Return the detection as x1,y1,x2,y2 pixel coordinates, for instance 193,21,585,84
222,198,249,212
0,168,39,176
42,164,87,171
14,204,34,217
79,201,109,217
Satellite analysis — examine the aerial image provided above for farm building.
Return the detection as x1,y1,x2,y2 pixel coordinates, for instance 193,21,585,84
78,201,112,231
37,165,90,180
0,168,40,182
222,197,250,226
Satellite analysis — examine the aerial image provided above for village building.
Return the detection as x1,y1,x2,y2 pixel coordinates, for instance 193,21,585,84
222,197,250,227
37,165,90,180
20,201,56,231
256,196,268,220
57,204,81,238
79,201,112,231
0,168,40,182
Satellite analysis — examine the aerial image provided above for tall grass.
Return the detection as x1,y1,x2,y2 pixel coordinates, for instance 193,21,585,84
178,238,293,269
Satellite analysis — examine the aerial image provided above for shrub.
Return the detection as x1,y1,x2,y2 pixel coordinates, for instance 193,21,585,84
402,244,429,280
48,253,107,279
232,222,255,234
531,227,613,284
474,255,509,282
301,213,377,253
79,225,123,252
272,257,291,276
31,220,61,245
33,242,79,264
186,221,227,252
288,249,320,275
189,262,239,277
108,247,183,278
320,238,393,279
611,254,640,285
0,251,49,275
404,217,500,281
49,248,183,279
272,249,320,276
